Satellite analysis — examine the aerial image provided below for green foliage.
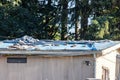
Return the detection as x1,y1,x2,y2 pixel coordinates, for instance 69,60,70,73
86,16,110,40
0,5,37,39
0,0,59,40
0,0,119,40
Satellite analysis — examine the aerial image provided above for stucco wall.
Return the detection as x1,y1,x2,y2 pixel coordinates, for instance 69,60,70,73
0,55,94,80
95,50,120,80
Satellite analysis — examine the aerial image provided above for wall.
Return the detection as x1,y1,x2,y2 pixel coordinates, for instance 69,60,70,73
0,55,94,80
115,49,120,80
95,50,120,80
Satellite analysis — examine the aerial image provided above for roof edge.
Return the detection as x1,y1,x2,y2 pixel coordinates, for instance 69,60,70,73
0,50,101,56
102,43,120,54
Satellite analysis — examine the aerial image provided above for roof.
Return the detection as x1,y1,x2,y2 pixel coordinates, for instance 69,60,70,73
0,35,119,56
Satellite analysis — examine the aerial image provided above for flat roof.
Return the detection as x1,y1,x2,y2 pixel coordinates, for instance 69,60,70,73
0,35,119,55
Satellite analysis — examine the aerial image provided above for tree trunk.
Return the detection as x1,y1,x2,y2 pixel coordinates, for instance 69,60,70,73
61,0,68,40
80,15,88,39
80,0,90,39
48,0,52,6
75,0,80,40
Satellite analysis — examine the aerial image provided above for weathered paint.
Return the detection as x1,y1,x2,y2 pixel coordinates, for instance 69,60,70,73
0,42,119,80
0,56,94,80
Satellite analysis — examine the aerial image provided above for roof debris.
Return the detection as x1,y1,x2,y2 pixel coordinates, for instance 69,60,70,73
0,35,119,51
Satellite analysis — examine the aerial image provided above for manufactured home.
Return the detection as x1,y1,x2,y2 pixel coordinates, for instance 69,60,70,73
0,36,120,80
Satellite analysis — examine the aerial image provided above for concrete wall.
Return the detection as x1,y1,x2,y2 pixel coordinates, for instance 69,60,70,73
0,55,94,80
95,50,120,80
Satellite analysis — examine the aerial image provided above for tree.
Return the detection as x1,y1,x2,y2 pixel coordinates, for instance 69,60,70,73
80,0,91,39
0,0,120,40
75,0,80,40
86,16,109,40
0,0,60,40
61,0,68,40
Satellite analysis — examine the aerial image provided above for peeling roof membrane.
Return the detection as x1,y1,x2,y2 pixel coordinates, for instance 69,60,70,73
4,35,39,45
0,42,14,48
0,35,119,51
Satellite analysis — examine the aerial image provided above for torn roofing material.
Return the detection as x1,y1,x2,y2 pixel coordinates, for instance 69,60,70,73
0,35,119,51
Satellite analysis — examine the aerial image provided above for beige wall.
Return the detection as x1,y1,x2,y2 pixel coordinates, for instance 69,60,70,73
0,55,94,80
115,49,120,80
116,55,120,80
95,50,120,80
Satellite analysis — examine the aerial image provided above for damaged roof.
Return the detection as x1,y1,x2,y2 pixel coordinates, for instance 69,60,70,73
0,35,119,51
